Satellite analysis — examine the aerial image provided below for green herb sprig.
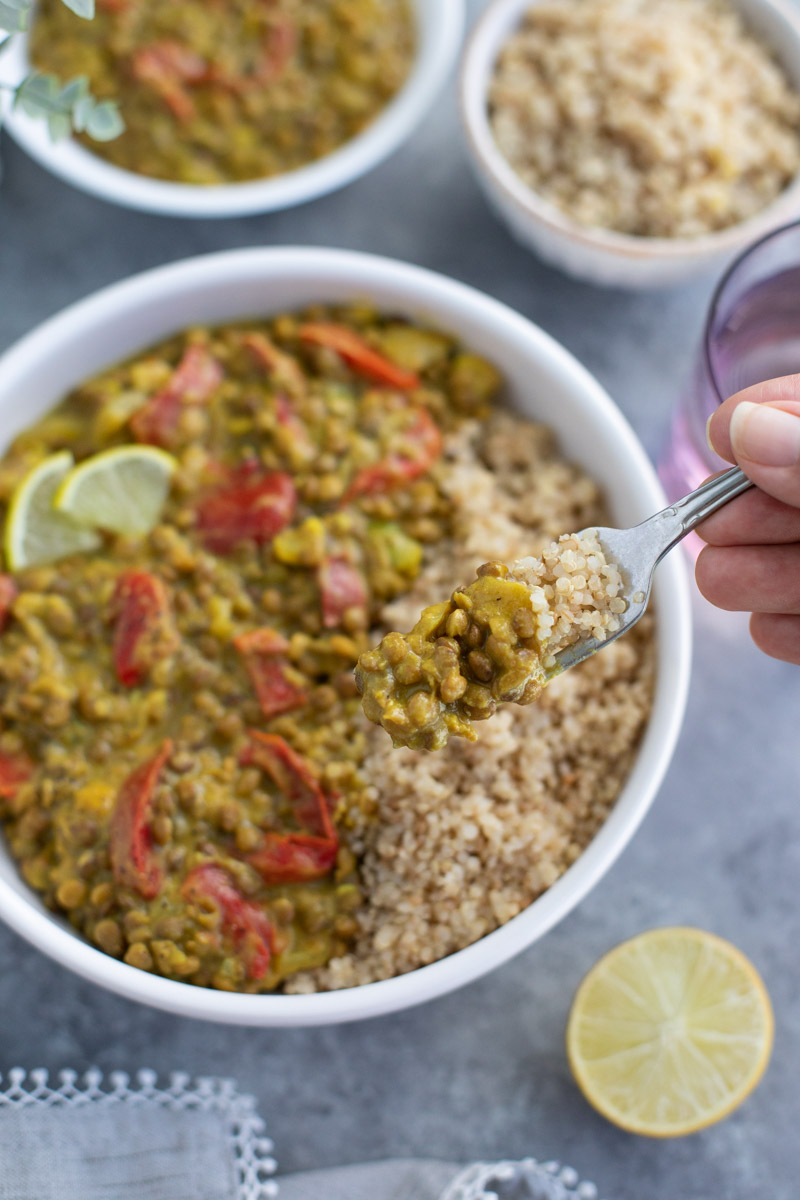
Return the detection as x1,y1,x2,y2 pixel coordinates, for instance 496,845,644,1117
0,0,124,141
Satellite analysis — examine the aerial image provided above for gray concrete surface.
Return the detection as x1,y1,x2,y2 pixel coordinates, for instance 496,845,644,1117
0,4,797,1195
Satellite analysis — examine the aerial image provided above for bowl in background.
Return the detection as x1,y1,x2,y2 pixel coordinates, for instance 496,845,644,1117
460,0,800,289
0,247,692,1024
0,0,463,217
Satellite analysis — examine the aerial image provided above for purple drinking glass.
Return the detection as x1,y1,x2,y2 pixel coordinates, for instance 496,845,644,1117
660,219,800,508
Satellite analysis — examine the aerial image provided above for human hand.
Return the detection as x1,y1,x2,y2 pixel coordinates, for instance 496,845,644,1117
697,374,800,665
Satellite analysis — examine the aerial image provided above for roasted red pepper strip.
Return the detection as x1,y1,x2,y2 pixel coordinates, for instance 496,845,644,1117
234,628,290,656
319,557,368,629
299,323,420,391
0,752,33,800
241,332,307,393
194,471,296,555
131,41,208,122
241,732,336,841
234,629,307,720
130,344,223,448
211,18,296,93
343,407,443,502
110,740,172,900
247,833,337,885
181,863,275,980
0,575,18,634
112,571,178,688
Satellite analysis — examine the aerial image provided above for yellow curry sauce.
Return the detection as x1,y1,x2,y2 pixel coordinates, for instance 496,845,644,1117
0,309,501,992
31,0,415,184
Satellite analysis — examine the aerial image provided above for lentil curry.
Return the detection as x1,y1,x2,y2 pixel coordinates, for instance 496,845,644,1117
31,0,415,184
0,307,501,992
356,531,628,751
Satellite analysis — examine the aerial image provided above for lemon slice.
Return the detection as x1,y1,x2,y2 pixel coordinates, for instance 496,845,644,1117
4,451,103,570
54,445,177,536
566,927,773,1138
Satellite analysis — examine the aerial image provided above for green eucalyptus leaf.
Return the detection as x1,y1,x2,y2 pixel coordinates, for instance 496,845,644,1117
58,74,89,107
84,98,124,141
58,0,94,18
47,111,72,140
14,73,62,117
71,91,94,132
0,2,28,32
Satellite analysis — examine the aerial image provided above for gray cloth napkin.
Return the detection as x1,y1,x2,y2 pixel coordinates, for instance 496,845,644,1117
278,1158,604,1200
0,1105,238,1200
0,1069,277,1200
278,1158,461,1200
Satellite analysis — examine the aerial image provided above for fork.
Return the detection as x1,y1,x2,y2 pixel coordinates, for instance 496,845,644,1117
550,466,753,675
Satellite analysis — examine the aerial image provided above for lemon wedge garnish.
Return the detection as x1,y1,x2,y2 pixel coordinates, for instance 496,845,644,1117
566,927,773,1137
54,445,177,537
4,451,102,570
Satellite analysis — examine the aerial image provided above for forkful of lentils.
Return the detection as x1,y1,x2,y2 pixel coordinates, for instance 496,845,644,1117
356,466,753,750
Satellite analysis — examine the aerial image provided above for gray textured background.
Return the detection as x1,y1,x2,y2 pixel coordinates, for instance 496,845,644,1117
0,3,798,1196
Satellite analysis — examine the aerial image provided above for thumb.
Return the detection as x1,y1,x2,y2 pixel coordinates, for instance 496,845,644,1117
728,398,800,509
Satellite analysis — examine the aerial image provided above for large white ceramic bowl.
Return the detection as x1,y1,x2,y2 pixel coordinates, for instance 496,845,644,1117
0,248,691,1025
0,0,463,217
460,0,800,289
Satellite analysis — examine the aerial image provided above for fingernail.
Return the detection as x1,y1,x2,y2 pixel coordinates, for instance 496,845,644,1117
705,413,718,455
729,401,800,467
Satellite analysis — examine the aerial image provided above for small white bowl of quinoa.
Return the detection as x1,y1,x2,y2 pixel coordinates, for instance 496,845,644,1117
0,247,691,1025
461,0,800,288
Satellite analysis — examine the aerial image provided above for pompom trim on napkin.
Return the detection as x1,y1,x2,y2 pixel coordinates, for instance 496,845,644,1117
441,1158,604,1200
0,1067,277,1200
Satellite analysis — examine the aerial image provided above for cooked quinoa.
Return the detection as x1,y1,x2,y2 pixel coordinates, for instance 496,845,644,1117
356,530,627,750
489,0,800,238
287,414,655,992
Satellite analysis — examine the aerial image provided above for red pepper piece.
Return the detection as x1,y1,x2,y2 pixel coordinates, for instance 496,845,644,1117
241,332,307,393
247,832,337,885
181,863,275,980
112,571,178,688
343,407,443,501
131,41,208,122
110,740,172,900
194,470,296,555
299,323,420,391
0,575,18,633
130,344,223,448
257,18,297,84
212,18,296,93
234,629,307,720
234,628,290,656
0,751,33,800
241,732,335,841
319,557,368,629
274,394,316,464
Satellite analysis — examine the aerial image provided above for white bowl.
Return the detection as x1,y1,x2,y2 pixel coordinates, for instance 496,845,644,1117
460,0,800,289
0,247,691,1025
0,0,463,217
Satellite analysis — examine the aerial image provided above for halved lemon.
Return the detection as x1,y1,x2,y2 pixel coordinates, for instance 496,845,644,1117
566,927,773,1138
4,451,102,570
54,445,177,536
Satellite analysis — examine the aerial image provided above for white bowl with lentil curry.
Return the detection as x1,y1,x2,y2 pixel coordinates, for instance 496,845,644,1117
0,0,463,216
0,248,691,1025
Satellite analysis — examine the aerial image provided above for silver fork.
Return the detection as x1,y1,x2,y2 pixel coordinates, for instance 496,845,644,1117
550,466,753,675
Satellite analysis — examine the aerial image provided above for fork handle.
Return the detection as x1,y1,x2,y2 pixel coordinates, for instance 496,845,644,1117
647,466,753,563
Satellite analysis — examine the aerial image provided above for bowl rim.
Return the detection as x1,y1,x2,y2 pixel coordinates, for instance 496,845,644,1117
0,246,692,1025
0,0,464,217
460,0,800,261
